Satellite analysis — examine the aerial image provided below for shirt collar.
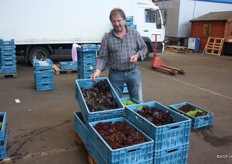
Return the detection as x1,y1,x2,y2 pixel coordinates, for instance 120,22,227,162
112,25,128,37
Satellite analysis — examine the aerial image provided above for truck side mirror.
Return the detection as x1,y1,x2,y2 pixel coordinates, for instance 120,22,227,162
160,9,167,26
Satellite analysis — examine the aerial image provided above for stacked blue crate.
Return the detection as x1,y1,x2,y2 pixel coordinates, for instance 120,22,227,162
125,102,192,164
75,78,124,123
126,16,137,30
77,44,99,79
74,78,156,163
33,59,54,91
0,39,17,77
59,61,78,71
0,112,8,160
88,117,154,164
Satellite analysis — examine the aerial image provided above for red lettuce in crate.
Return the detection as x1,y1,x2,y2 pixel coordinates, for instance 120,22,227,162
94,121,147,149
81,80,118,112
135,106,174,126
179,105,207,117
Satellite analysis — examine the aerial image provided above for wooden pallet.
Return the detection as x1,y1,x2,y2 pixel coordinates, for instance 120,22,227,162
203,37,224,56
165,46,187,53
74,133,96,164
0,70,17,79
53,64,77,75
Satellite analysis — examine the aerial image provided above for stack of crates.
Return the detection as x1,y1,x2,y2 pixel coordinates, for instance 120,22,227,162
77,44,99,79
74,77,155,163
0,39,17,77
125,101,192,164
33,59,54,91
0,112,8,160
126,16,137,30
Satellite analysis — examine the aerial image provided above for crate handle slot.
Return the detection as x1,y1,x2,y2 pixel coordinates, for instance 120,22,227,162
166,148,178,153
135,116,143,123
127,147,141,152
203,116,209,121
168,125,180,130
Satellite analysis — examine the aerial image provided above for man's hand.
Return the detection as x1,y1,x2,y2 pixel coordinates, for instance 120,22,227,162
130,54,139,63
90,69,101,81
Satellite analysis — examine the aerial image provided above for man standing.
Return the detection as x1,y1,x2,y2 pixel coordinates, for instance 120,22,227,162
90,8,147,102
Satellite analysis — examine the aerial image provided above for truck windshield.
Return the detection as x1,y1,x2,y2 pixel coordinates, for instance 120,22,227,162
145,9,162,29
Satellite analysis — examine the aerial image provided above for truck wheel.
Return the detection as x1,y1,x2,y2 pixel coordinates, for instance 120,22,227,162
29,47,50,64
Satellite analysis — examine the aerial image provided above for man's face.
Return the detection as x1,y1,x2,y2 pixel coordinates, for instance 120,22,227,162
111,14,126,32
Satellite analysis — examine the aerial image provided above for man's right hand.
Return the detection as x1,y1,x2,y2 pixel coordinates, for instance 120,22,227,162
90,69,101,81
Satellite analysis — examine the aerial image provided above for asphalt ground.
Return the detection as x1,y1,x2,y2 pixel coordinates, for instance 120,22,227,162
0,52,232,164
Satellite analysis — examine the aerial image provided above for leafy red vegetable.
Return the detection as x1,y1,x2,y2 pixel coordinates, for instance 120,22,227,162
81,80,118,112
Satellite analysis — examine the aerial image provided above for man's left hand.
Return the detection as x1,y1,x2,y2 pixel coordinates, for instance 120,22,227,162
130,54,139,63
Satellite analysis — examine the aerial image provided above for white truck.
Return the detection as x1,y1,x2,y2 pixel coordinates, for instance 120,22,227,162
0,0,166,64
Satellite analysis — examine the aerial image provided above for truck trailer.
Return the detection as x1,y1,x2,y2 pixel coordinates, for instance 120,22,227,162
0,0,166,64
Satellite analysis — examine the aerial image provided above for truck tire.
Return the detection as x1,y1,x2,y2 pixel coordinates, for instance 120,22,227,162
29,47,50,64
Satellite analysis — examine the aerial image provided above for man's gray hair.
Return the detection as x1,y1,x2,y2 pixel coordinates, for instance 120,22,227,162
109,8,126,21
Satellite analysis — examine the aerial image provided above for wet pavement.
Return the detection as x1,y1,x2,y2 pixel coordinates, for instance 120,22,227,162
0,52,232,164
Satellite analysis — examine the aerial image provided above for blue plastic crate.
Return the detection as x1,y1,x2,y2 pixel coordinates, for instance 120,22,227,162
88,138,106,164
35,81,54,91
88,117,154,164
78,51,96,59
78,59,96,66
78,54,96,62
0,129,8,160
75,77,124,122
59,61,78,70
34,69,54,77
78,64,96,73
77,44,100,52
76,70,93,78
59,61,72,70
123,87,128,94
0,46,15,51
0,112,7,141
35,78,54,84
153,143,189,164
33,59,53,71
169,102,214,129
74,112,89,146
74,112,107,164
126,16,134,26
0,50,16,56
78,53,96,59
0,65,17,74
78,59,96,69
34,74,54,84
123,83,129,94
0,60,16,66
0,39,14,46
70,61,78,70
125,101,191,151
127,24,137,30
0,55,16,61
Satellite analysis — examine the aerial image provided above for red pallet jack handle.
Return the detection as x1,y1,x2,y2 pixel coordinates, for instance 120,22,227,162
151,35,185,75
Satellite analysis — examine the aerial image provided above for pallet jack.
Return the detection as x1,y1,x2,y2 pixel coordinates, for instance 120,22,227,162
151,35,185,75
